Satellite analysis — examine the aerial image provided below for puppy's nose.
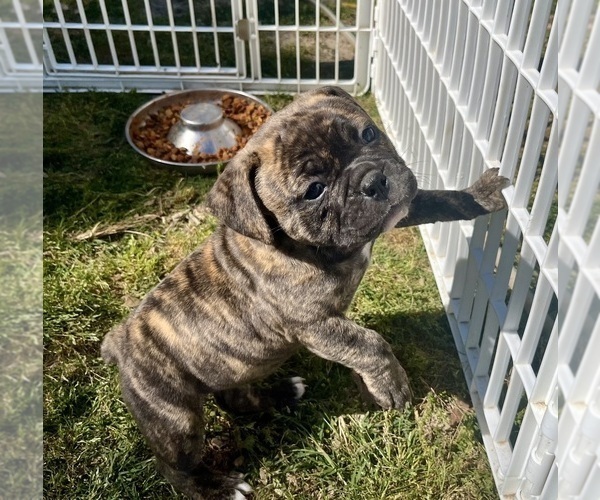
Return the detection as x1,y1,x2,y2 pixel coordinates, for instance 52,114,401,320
361,170,390,200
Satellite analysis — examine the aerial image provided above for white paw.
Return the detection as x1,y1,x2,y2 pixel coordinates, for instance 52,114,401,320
233,480,253,498
289,376,307,399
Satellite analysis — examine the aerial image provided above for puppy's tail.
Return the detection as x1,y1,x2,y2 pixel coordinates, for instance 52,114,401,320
100,324,125,365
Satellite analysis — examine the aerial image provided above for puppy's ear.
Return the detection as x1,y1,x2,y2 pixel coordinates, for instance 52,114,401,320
311,86,354,101
206,151,274,245
306,86,364,114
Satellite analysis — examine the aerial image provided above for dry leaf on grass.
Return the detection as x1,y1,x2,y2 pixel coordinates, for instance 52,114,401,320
70,204,214,241
71,214,160,241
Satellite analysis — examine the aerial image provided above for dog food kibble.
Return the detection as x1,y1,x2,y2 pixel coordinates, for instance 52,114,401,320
132,95,271,164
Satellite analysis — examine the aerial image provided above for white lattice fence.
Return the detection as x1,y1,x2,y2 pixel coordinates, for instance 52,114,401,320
557,0,600,498
36,0,374,93
0,0,43,90
371,0,596,498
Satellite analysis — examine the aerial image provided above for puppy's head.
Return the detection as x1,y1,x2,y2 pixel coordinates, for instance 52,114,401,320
207,87,418,249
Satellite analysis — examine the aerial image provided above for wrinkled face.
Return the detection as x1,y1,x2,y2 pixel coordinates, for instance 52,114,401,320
207,87,419,249
253,89,418,248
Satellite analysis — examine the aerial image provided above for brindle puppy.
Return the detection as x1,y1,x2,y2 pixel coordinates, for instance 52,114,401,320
102,86,509,499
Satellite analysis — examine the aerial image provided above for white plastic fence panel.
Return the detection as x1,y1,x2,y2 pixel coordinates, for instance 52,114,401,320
42,0,247,91
244,0,373,94
0,0,43,90
557,0,600,498
38,0,374,94
372,0,561,498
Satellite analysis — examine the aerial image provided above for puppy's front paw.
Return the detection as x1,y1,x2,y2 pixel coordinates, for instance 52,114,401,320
353,363,412,410
464,168,510,213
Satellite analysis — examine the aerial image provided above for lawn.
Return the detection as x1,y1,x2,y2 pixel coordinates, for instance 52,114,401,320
43,91,496,499
1,94,43,498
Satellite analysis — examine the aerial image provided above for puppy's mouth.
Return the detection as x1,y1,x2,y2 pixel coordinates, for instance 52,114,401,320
382,204,410,232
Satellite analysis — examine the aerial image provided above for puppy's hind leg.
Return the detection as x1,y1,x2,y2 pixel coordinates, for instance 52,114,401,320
215,377,307,414
121,381,250,499
156,459,252,500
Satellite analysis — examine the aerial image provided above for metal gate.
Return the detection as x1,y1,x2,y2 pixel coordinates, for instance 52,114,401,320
38,0,374,94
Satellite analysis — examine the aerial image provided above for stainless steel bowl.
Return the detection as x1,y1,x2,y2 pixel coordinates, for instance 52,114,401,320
126,89,273,175
167,102,242,155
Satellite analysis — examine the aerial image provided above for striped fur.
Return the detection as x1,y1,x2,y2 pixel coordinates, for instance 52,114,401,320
101,86,508,498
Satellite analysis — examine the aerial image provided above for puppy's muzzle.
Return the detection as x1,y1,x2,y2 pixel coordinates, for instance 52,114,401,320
361,170,390,201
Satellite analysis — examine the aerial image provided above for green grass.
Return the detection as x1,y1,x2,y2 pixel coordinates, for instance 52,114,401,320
43,91,496,499
0,222,43,497
1,94,43,497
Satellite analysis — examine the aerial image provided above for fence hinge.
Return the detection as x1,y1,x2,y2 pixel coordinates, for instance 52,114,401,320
236,19,251,41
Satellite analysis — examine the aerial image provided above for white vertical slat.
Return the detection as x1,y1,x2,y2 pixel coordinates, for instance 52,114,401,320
486,57,518,162
42,28,59,74
121,0,140,68
231,0,246,78
494,369,524,443
74,0,99,68
98,0,121,69
359,0,375,92
165,0,181,73
557,96,590,207
458,11,478,107
465,25,488,124
449,2,468,91
560,0,595,73
476,39,501,142
563,122,600,237
315,0,321,82
522,0,552,71
528,124,557,241
142,0,160,68
11,0,39,66
578,7,600,89
51,0,77,66
274,0,282,81
295,0,301,91
500,77,533,180
334,0,341,83
512,98,551,210
209,0,221,68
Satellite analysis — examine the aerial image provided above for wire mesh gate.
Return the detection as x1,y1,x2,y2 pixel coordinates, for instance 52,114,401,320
4,0,599,497
36,0,374,93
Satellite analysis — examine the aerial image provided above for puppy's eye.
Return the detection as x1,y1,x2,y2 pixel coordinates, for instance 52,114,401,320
362,126,378,143
304,182,326,200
